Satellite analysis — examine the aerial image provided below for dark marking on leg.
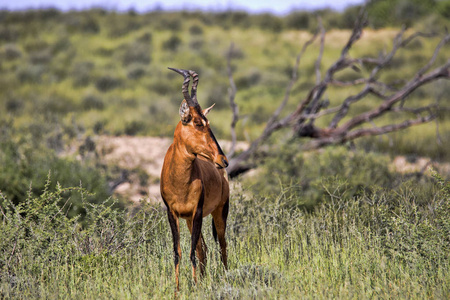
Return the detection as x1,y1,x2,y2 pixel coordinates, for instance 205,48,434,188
212,198,229,269
165,201,181,291
212,220,218,243
190,186,205,283
222,198,229,225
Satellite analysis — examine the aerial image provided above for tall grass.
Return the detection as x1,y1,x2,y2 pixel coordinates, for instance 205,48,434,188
1,167,448,299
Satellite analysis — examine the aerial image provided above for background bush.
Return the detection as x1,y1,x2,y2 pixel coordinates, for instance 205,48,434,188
0,121,114,218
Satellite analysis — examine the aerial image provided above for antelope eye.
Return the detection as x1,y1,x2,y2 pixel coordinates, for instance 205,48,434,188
194,121,203,128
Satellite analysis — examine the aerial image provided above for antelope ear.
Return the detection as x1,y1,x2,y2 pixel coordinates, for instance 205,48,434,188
203,103,215,116
179,100,191,124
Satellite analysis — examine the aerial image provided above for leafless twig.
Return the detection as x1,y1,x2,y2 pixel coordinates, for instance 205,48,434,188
227,42,239,157
227,26,320,174
315,17,325,85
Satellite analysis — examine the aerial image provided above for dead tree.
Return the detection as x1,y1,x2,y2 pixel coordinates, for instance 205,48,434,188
226,10,450,178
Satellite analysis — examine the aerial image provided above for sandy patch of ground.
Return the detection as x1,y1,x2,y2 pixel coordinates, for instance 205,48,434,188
96,136,171,203
390,156,450,177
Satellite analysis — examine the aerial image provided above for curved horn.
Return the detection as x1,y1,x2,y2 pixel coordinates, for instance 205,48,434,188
188,70,199,105
168,67,199,107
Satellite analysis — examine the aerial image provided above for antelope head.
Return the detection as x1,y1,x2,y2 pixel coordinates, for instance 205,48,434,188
169,67,228,169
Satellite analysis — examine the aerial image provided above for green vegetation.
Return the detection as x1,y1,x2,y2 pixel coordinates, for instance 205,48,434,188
0,2,449,298
0,120,115,218
1,152,449,298
0,6,448,150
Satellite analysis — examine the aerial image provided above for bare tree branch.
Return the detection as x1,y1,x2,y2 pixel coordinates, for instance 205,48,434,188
227,27,321,176
330,78,368,86
227,42,239,158
336,59,449,134
299,7,368,126
339,7,368,59
328,28,407,129
400,31,438,47
315,18,325,85
389,103,439,115
303,113,436,151
302,105,342,120
226,9,450,178
266,26,321,128
417,34,450,76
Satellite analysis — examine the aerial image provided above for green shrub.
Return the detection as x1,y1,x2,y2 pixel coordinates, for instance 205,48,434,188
254,13,283,32
438,0,450,18
235,69,261,89
93,120,106,134
285,11,311,30
51,37,72,55
95,46,115,57
0,25,18,42
124,120,146,136
248,145,394,209
41,94,80,115
71,61,94,87
108,19,141,38
162,35,182,52
29,49,52,64
0,122,111,217
82,94,104,110
122,41,151,66
189,38,204,50
127,64,146,80
339,5,362,28
189,24,204,35
155,16,181,31
0,179,159,297
205,84,228,110
23,39,48,53
227,44,245,59
65,14,100,34
16,64,46,84
95,75,122,92
367,0,397,28
4,97,23,114
137,32,152,42
367,0,439,28
2,43,21,60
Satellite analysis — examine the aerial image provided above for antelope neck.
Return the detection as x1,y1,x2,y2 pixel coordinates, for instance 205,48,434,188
173,138,196,163
167,138,199,186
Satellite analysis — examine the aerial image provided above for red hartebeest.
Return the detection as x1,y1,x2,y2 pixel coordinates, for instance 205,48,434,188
160,68,229,291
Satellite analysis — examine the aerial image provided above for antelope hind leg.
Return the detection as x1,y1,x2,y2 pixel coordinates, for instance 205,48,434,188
166,207,181,291
212,199,229,269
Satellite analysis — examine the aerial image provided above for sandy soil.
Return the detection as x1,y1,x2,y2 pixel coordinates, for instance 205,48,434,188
96,136,171,203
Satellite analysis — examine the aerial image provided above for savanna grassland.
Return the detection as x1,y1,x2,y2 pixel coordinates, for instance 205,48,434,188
1,161,449,298
1,2,450,299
